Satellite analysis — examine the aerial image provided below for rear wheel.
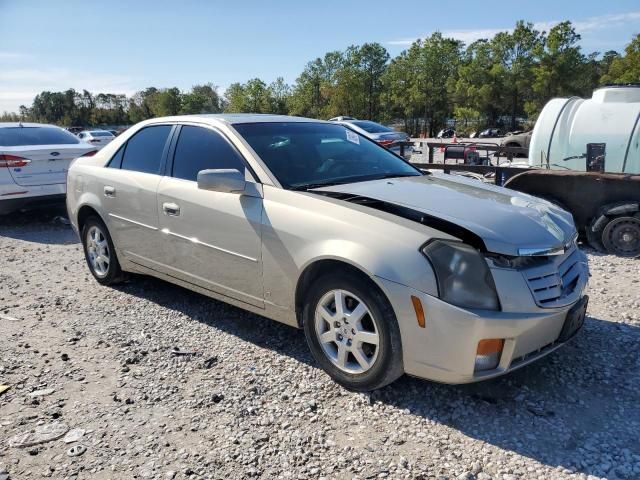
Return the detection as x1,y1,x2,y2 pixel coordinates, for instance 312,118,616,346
302,272,403,391
81,216,126,285
601,215,640,257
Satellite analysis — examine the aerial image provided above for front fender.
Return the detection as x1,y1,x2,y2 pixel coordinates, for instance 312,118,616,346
261,187,440,311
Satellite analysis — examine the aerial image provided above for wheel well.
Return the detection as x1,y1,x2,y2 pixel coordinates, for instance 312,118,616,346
294,260,378,327
77,205,101,232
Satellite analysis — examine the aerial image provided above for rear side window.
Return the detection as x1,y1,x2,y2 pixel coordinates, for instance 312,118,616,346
172,126,246,181
121,125,172,174
107,146,125,169
0,127,80,146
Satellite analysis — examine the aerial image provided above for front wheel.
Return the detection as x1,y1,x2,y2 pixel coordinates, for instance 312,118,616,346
81,216,126,285
302,272,403,391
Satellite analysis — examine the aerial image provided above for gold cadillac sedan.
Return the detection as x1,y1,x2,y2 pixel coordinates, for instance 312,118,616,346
67,114,589,391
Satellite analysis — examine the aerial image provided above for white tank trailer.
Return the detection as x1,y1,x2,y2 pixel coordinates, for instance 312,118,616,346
500,85,640,257
529,85,640,173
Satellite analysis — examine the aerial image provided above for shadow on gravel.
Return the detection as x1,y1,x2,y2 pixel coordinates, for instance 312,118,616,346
118,274,639,480
0,205,78,245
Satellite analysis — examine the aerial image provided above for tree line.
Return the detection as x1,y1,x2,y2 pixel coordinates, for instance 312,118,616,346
3,21,638,136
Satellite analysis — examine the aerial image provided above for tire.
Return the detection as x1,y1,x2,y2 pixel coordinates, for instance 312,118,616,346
302,272,404,391
601,215,640,258
81,216,126,285
586,217,606,253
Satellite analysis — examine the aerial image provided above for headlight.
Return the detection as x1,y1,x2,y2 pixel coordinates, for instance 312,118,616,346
422,239,500,310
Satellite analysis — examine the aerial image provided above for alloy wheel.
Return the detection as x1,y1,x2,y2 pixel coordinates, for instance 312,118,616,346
86,225,110,277
314,289,380,374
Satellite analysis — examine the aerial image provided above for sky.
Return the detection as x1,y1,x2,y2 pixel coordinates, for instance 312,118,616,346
1,0,639,113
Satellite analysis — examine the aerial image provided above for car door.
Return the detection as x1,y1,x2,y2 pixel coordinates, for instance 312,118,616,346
100,124,174,268
157,124,264,307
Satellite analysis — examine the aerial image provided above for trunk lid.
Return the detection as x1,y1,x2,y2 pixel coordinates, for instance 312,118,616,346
3,144,94,186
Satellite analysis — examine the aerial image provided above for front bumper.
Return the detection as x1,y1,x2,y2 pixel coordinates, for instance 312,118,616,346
376,262,588,384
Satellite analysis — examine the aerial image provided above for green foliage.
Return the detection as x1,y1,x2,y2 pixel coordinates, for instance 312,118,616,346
601,34,640,84
181,83,223,114
8,25,636,135
526,22,593,117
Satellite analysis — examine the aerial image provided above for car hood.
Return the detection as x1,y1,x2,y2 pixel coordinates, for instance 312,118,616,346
313,174,577,256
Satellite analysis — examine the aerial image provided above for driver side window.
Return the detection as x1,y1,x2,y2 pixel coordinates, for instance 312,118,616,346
172,126,246,181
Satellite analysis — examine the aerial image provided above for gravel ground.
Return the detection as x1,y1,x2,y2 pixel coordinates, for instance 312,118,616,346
1,207,639,480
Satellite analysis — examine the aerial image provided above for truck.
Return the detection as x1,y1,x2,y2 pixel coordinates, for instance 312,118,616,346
416,85,640,257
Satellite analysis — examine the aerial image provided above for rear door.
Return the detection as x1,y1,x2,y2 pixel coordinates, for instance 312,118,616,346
0,126,93,186
100,124,174,267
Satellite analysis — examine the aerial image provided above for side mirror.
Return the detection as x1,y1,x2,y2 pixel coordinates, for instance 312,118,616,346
197,169,246,193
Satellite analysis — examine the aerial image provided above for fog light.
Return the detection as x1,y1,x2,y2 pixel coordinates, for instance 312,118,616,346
474,339,504,372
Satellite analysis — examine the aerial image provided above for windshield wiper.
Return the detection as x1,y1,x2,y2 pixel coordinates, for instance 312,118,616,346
367,172,424,180
291,172,425,191
290,181,343,191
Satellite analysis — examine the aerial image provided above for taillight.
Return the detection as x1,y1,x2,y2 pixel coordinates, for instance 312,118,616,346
81,150,98,157
377,139,395,146
0,154,30,168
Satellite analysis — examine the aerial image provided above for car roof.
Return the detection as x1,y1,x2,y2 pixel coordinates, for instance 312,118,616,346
143,113,324,125
0,122,62,129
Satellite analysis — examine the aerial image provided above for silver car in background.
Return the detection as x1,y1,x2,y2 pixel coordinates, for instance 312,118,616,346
330,118,413,159
66,114,589,391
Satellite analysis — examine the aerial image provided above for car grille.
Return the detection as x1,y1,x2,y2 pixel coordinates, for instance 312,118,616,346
522,246,583,308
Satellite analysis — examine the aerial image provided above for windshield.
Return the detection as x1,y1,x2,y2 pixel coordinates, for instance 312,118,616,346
0,126,81,146
350,120,394,134
233,122,421,189
89,131,114,137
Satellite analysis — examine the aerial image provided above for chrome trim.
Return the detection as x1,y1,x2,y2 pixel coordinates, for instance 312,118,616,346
518,246,565,256
108,213,158,231
518,233,578,257
160,228,258,262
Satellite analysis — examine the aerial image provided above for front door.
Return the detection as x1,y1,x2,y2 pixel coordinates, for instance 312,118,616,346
157,125,264,307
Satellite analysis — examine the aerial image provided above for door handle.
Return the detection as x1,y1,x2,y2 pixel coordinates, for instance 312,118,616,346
103,186,116,197
163,202,180,216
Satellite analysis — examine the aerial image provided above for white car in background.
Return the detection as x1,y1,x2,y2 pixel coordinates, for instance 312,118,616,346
78,130,115,149
330,118,413,159
0,123,96,215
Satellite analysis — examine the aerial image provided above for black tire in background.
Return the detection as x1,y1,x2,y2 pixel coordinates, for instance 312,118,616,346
81,216,127,285
601,215,640,258
302,271,404,391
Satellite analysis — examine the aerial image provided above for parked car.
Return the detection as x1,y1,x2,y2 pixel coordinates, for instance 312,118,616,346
437,128,456,139
330,118,412,159
501,130,532,149
78,130,115,149
67,114,589,391
66,126,84,135
328,116,356,121
0,123,96,215
478,128,504,138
